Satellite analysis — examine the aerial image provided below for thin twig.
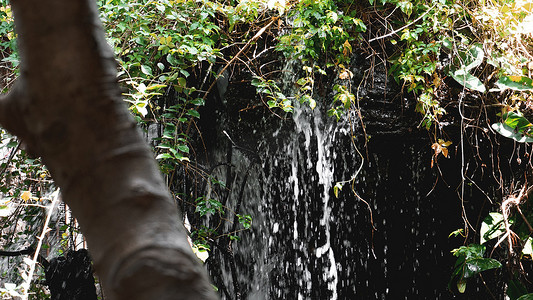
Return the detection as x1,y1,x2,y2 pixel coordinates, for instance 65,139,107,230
21,189,60,300
202,17,278,101
368,4,437,43
501,186,526,256
516,205,533,232
0,140,20,178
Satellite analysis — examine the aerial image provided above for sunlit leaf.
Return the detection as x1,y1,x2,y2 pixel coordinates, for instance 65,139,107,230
457,279,466,293
0,205,12,217
146,84,167,91
464,257,501,277
136,102,148,117
166,54,178,66
137,83,147,94
441,140,452,147
338,70,350,79
449,68,486,92
20,191,31,201
523,237,533,256
441,147,448,157
480,212,506,244
492,123,533,143
502,111,533,135
309,98,316,110
448,228,464,238
191,244,209,263
140,65,152,76
333,182,343,198
155,153,173,160
462,43,484,71
495,76,533,91
342,40,352,56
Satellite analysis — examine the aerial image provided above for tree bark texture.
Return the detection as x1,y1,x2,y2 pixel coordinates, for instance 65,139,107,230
0,1,218,299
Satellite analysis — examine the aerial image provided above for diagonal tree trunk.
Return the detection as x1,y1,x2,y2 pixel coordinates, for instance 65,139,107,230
0,0,218,299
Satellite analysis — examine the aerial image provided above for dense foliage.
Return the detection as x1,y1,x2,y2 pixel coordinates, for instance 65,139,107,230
1,0,533,298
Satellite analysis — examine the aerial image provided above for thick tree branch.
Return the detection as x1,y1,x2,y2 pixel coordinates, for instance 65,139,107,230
6,0,217,299
0,82,28,139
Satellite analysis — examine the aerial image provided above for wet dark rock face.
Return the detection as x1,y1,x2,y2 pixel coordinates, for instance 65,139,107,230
191,52,515,299
45,249,97,300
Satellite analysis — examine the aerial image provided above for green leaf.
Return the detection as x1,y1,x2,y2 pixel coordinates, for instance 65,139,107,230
191,243,209,262
190,98,205,106
495,76,533,91
135,102,148,117
237,214,252,229
463,257,501,278
457,279,466,293
450,243,501,291
0,205,11,217
146,84,167,91
462,43,484,71
480,212,505,244
156,153,173,160
492,123,533,143
447,43,486,92
333,182,343,198
187,109,200,118
166,54,178,66
448,228,464,238
309,98,316,110
503,111,532,132
452,244,485,259
517,294,533,300
442,37,453,49
508,279,529,300
523,237,533,256
449,68,486,92
6,140,17,148
140,64,152,76
180,69,190,77
177,77,187,88
267,100,276,108
176,144,189,153
296,77,308,86
353,18,366,32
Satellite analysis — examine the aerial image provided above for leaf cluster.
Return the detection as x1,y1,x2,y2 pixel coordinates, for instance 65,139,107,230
450,244,501,293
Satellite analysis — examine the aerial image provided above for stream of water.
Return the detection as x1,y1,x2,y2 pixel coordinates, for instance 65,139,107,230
194,55,505,299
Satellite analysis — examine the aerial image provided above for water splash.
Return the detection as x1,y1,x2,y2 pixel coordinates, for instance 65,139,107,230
196,53,495,299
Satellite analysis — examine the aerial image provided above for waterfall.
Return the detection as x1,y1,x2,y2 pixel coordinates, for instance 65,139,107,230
198,56,358,298
193,53,504,299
